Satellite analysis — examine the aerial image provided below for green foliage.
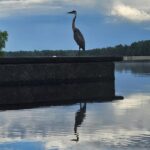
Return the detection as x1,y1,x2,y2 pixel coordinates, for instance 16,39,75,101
4,40,150,57
0,31,8,52
0,51,5,57
86,40,150,57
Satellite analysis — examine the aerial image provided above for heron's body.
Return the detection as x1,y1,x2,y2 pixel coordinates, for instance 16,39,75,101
68,10,85,51
74,28,85,51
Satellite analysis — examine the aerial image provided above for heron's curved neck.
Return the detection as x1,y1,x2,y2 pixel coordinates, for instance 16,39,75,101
72,14,76,31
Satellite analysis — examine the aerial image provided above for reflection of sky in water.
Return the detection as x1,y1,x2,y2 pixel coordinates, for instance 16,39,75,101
0,62,150,150
115,72,150,95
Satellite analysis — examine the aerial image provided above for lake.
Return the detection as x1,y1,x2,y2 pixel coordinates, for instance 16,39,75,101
0,62,149,150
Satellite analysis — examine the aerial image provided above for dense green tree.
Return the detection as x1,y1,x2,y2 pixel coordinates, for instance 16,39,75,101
0,31,8,55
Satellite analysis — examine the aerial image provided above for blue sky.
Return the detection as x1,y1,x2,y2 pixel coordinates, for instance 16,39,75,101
0,0,150,51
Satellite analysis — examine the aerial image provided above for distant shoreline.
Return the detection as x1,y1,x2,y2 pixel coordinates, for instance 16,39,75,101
2,40,150,57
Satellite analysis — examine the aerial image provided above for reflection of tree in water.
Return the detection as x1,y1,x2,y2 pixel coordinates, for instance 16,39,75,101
72,103,86,142
116,62,150,75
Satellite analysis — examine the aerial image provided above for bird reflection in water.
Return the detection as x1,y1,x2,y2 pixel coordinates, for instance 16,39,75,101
71,103,86,142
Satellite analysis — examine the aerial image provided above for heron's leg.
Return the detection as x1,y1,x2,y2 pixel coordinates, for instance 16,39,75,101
77,47,81,56
78,47,81,55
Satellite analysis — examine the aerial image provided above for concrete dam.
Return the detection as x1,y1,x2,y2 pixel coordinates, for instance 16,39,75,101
0,56,123,109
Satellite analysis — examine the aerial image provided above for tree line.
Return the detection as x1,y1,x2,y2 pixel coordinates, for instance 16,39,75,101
0,31,150,57
4,40,150,57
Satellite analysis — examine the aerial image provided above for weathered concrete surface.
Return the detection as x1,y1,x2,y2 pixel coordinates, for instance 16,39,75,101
0,56,123,64
124,56,150,61
0,57,123,109
0,62,114,85
0,57,123,86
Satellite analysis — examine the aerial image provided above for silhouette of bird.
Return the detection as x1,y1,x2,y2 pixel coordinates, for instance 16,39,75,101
68,10,85,51
71,103,86,142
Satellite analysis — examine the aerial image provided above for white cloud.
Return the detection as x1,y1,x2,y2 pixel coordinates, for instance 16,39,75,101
0,0,150,23
0,0,58,18
0,0,97,18
111,2,150,22
94,0,150,23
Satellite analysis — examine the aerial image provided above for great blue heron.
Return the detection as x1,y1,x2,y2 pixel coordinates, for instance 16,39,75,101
68,10,85,51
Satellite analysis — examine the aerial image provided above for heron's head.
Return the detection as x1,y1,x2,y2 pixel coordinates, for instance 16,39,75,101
68,10,77,15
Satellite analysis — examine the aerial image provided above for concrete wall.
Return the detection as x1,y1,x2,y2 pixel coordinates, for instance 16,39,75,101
0,62,114,86
0,57,120,86
0,57,123,108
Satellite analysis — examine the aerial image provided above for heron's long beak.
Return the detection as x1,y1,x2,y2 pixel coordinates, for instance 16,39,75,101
68,11,74,14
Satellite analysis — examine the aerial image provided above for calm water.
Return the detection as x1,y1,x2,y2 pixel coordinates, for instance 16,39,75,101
0,62,150,150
